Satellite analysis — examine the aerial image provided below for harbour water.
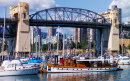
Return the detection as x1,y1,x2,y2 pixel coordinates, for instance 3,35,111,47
0,65,130,81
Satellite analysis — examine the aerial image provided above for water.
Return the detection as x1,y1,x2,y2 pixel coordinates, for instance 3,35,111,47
0,65,130,81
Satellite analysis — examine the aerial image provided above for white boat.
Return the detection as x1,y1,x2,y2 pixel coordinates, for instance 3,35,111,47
47,58,118,73
0,59,40,76
114,55,130,65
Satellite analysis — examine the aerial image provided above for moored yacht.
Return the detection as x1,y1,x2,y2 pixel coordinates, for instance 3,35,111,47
47,58,118,73
0,59,40,76
114,55,130,65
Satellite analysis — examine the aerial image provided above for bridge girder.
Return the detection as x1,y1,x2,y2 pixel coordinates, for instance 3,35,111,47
29,7,110,28
0,18,17,38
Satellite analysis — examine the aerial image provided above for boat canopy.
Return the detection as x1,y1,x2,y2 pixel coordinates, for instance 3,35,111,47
76,59,103,62
9,60,22,64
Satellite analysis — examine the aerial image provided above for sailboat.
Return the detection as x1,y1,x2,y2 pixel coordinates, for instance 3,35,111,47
0,8,40,76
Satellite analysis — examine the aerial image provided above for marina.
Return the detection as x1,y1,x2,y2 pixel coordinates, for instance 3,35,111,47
0,0,130,81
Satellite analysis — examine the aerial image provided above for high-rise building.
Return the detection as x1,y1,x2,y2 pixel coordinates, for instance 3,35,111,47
73,28,79,43
30,27,41,44
47,27,56,38
90,28,96,42
73,28,87,43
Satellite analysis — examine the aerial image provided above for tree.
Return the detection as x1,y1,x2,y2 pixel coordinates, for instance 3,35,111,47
77,42,81,49
42,44,47,52
69,41,75,49
127,44,130,50
54,43,57,50
81,34,88,50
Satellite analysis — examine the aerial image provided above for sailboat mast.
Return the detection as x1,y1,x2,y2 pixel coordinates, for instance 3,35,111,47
2,7,6,61
29,28,31,57
39,35,40,58
121,26,123,55
57,26,59,55
36,29,38,58
101,32,103,60
63,33,64,59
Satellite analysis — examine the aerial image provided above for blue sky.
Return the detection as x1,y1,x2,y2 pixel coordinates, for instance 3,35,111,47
0,0,130,36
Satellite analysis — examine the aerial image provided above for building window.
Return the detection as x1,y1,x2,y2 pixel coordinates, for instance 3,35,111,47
23,13,26,18
115,19,116,23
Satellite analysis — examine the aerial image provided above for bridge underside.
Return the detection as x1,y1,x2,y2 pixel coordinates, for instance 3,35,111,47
119,24,130,29
29,20,111,29
0,18,17,38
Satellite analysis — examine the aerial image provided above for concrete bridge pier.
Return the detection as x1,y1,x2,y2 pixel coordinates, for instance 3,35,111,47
10,2,30,58
108,9,119,56
96,28,110,56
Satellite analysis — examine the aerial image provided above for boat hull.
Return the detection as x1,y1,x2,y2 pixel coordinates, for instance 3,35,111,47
118,61,130,65
0,67,40,76
47,66,118,73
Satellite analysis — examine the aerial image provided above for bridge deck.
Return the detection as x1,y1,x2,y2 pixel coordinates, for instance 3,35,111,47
29,19,111,29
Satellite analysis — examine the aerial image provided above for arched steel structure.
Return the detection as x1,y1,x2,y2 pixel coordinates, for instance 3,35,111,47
29,7,110,28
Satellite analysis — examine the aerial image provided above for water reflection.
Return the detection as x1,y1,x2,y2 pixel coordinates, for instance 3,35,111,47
47,72,115,81
0,74,40,81
0,65,129,81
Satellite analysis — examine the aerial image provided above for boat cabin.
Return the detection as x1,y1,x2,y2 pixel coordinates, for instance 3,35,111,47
47,58,117,69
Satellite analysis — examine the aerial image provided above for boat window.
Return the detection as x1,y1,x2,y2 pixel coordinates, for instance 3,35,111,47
78,61,82,64
12,64,15,67
123,58,129,60
7,64,12,68
16,64,21,67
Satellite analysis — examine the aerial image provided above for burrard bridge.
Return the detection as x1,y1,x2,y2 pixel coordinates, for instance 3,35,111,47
0,2,130,56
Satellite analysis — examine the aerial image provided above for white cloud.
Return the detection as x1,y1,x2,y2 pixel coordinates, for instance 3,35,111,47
39,27,73,36
109,0,130,22
0,0,59,11
57,27,73,36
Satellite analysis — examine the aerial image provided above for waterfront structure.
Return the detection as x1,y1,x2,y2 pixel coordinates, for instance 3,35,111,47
10,2,30,57
99,5,121,55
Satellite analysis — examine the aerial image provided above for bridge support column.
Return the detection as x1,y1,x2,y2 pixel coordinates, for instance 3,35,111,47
10,2,30,58
108,10,119,56
96,29,101,55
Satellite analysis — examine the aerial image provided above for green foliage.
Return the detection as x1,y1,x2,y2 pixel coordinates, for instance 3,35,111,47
127,44,130,50
0,43,2,52
54,43,57,50
70,41,75,49
77,42,81,49
91,41,96,49
81,34,88,50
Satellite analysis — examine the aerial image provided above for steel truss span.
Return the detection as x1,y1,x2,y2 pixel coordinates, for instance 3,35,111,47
29,7,110,28
0,18,17,38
